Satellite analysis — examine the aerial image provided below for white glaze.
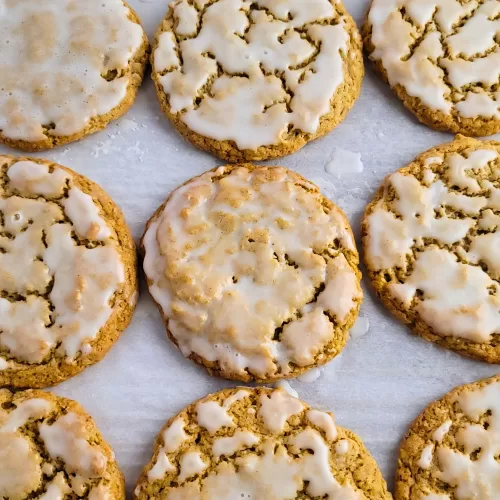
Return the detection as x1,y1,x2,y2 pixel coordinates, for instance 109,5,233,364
212,430,260,458
154,0,355,149
178,451,207,481
350,316,370,340
0,160,125,364
325,148,364,178
258,390,304,433
429,380,500,497
40,412,107,477
0,0,144,141
368,0,500,119
433,420,452,443
275,380,299,399
307,409,337,441
335,439,349,455
365,147,500,342
143,166,360,380
418,444,434,470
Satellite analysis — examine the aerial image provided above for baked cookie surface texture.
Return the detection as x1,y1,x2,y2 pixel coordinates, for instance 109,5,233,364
0,389,124,500
396,374,500,499
364,0,500,136
362,136,500,363
143,165,362,382
134,387,392,499
0,156,138,388
0,0,148,151
151,0,364,161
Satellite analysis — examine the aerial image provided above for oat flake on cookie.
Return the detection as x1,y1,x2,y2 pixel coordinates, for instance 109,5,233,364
364,0,500,136
142,164,362,382
151,0,364,161
362,135,500,363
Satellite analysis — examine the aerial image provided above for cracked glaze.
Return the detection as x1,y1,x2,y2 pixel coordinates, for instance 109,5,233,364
363,137,500,351
143,165,361,381
0,0,144,143
152,0,359,150
0,158,125,371
134,387,391,499
367,0,500,129
0,390,118,500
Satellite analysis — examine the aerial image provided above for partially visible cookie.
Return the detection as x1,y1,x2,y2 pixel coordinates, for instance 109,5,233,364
0,0,149,151
362,136,500,363
151,0,364,161
134,387,392,499
363,0,500,136
396,374,500,499
0,156,138,388
142,164,362,382
0,389,124,500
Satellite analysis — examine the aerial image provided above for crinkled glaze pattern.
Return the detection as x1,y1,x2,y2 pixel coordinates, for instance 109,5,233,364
151,0,363,160
0,156,137,388
0,389,124,500
0,0,147,149
134,387,392,500
396,374,500,499
364,0,500,135
362,136,500,362
142,165,362,382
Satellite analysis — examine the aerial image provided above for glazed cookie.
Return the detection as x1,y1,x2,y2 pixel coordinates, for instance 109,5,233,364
134,387,392,499
396,374,500,499
151,0,363,161
364,0,500,136
0,0,148,151
143,165,362,382
0,156,138,388
362,136,500,363
0,389,124,499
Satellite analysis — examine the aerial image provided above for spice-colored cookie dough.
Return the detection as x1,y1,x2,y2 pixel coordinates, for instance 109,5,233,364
0,389,124,500
134,387,392,499
151,0,364,161
0,156,138,388
396,374,500,499
364,0,500,136
362,136,500,363
0,0,149,151
142,164,362,382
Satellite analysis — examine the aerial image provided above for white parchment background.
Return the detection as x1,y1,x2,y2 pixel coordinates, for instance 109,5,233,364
1,0,498,495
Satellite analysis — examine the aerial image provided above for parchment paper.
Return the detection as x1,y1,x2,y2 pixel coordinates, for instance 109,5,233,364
1,0,497,494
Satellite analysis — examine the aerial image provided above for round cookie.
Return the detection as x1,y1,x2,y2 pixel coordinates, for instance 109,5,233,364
363,0,500,136
151,0,364,162
0,0,149,151
395,374,500,499
0,155,138,388
134,386,392,499
362,136,500,363
142,164,362,382
0,388,124,500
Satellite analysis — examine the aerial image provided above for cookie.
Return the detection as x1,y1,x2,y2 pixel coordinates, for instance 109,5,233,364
151,0,364,162
0,388,124,500
0,156,138,388
134,387,392,499
362,136,500,363
396,374,500,499
363,0,500,136
142,164,362,382
0,0,149,152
